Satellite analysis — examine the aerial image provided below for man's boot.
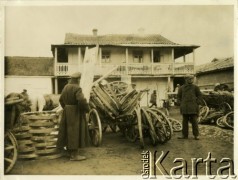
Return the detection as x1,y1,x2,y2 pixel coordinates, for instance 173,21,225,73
70,150,86,161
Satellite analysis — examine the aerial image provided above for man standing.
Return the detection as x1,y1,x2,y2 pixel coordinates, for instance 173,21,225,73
57,72,90,161
149,90,157,108
177,75,202,140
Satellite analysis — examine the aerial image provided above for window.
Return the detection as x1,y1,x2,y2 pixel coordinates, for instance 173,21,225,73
57,47,68,63
133,50,143,63
153,51,160,63
101,51,111,63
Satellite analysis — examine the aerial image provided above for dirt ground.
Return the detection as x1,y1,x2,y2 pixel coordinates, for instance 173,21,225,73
8,107,234,176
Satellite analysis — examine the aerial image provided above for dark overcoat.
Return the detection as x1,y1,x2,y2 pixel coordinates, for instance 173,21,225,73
150,93,157,104
177,83,202,115
57,80,90,150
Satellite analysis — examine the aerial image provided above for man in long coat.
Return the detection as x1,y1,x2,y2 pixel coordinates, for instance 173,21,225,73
57,72,90,161
177,75,202,140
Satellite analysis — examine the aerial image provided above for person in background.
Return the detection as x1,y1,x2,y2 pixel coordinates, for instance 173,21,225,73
177,75,202,140
42,94,55,111
20,89,32,112
149,90,157,108
57,72,90,161
174,84,181,93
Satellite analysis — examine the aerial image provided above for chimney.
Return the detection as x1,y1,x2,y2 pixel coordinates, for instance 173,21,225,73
92,29,98,36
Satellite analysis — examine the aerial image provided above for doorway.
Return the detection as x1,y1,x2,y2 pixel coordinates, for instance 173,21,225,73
173,77,185,92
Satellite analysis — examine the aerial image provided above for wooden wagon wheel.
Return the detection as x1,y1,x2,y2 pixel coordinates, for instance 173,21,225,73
216,116,226,128
198,106,209,123
140,108,158,146
124,116,139,143
88,109,102,147
222,111,234,129
109,81,129,96
4,131,18,174
218,102,232,114
149,108,173,137
145,109,168,144
135,106,144,149
167,117,182,132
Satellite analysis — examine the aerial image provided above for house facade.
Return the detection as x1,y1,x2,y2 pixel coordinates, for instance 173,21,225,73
51,29,199,106
4,56,54,111
196,57,234,91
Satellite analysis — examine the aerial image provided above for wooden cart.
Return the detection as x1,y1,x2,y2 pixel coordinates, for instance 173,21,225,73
88,81,174,148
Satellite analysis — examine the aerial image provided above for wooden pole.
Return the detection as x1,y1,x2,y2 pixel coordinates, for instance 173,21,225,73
93,65,119,85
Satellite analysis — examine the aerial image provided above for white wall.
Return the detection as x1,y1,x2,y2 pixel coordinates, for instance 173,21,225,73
132,77,168,107
5,76,53,111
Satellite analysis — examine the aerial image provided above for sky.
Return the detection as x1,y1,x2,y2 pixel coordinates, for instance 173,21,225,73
4,4,235,65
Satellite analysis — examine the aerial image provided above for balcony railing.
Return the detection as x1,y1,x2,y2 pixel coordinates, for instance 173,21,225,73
55,63,194,76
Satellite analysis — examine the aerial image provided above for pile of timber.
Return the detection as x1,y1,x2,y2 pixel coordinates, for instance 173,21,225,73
13,111,62,160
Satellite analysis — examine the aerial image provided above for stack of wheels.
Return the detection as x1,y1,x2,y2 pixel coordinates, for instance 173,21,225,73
198,102,232,126
123,107,173,148
216,111,234,129
142,107,173,145
19,111,62,160
12,124,37,160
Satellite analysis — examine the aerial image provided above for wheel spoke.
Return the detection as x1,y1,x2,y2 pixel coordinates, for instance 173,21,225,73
5,145,15,151
4,158,13,164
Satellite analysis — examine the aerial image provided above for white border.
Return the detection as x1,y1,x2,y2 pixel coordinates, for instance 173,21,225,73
1,1,237,180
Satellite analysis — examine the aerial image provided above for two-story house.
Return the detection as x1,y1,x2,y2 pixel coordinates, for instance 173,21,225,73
52,29,199,106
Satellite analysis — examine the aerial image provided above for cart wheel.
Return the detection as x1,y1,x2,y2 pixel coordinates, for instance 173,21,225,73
109,81,129,96
149,108,173,139
197,98,207,106
198,106,209,123
136,106,144,149
216,116,226,128
222,111,234,129
219,102,232,114
141,108,158,146
167,117,182,132
4,131,18,174
88,109,102,147
125,123,138,143
145,109,168,144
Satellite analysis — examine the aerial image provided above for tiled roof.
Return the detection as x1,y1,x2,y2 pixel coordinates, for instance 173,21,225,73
64,33,179,46
5,56,54,76
196,57,234,74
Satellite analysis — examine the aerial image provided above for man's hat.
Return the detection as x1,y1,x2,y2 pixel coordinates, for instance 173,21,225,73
70,72,81,78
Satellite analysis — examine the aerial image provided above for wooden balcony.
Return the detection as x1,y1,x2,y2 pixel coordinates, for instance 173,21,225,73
55,63,194,76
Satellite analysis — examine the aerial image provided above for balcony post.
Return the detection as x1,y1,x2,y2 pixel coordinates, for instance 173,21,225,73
54,78,58,94
78,47,81,71
54,47,58,94
99,48,102,67
168,76,171,92
54,47,57,76
126,48,128,75
172,48,174,75
151,48,154,74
